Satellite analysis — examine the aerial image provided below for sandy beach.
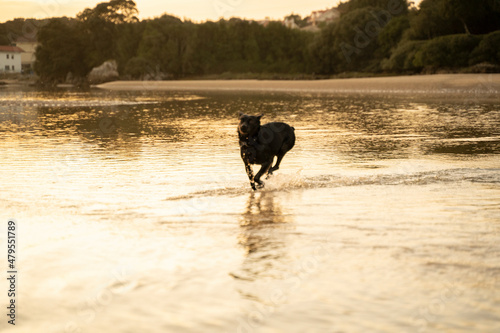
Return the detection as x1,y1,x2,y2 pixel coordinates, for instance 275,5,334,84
96,74,500,94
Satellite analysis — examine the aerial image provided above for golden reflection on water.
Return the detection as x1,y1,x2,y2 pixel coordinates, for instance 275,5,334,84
236,192,293,281
1,89,499,333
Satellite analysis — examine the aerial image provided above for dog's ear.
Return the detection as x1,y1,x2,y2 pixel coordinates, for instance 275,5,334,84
239,112,244,119
257,114,263,120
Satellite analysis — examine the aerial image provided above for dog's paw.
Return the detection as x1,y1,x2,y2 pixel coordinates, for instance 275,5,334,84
250,180,264,190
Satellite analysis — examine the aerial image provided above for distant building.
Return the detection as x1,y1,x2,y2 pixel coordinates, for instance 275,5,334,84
258,17,271,27
283,16,300,29
14,36,38,73
0,46,24,73
257,7,340,32
307,8,340,26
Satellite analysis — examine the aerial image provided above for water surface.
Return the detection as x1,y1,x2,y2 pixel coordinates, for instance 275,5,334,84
1,86,499,332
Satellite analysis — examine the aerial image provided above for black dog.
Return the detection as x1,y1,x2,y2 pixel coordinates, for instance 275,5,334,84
238,113,295,190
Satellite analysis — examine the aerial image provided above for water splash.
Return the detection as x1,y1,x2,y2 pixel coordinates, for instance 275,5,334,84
165,168,500,201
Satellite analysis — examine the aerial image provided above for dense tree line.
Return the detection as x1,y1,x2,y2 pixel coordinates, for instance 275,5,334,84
1,0,499,84
0,18,47,45
26,0,313,84
314,0,500,74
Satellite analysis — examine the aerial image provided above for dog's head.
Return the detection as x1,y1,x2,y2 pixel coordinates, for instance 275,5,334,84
238,113,262,137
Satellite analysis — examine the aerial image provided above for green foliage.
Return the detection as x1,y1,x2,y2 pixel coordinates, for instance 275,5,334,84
33,0,141,83
255,21,313,73
0,25,10,45
470,31,500,65
313,5,406,74
34,18,89,83
115,21,147,73
409,0,461,39
77,0,140,69
188,19,312,76
137,15,196,78
341,0,409,14
30,0,500,83
440,0,500,34
124,56,153,78
410,0,500,39
381,40,425,72
77,0,138,24
413,34,481,69
0,18,49,45
377,15,410,57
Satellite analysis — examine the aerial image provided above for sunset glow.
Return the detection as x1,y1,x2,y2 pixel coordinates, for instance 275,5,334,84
0,0,422,23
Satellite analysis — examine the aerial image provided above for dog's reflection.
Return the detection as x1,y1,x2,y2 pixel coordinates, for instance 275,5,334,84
234,191,293,280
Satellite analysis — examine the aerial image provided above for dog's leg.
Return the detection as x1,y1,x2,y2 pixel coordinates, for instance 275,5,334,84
254,159,273,189
268,153,285,175
244,162,256,190
269,135,294,175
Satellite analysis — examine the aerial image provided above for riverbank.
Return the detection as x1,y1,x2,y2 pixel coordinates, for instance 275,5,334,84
0,73,37,87
96,74,500,95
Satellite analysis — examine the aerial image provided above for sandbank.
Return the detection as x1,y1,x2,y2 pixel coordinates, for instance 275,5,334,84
96,74,500,95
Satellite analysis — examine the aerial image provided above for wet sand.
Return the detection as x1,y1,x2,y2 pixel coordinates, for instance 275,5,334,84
97,74,500,94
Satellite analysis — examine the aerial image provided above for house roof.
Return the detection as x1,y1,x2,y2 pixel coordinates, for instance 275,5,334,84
0,45,25,53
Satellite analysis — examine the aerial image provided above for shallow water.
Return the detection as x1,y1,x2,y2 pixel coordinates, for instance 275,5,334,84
0,86,499,332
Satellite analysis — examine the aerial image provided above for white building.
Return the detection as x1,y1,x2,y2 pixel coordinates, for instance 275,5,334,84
15,37,38,73
0,46,24,73
308,8,340,26
283,17,300,29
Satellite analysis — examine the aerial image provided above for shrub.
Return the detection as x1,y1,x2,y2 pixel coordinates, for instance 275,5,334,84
413,34,481,69
124,56,154,79
382,40,425,72
470,31,500,65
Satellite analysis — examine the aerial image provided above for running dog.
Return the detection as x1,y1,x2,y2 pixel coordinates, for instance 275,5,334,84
238,113,295,190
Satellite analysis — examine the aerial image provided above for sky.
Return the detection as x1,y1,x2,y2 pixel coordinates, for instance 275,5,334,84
1,0,422,23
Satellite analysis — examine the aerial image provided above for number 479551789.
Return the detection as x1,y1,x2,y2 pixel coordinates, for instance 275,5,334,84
7,220,16,269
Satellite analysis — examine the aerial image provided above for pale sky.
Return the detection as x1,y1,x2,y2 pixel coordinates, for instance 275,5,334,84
1,0,422,23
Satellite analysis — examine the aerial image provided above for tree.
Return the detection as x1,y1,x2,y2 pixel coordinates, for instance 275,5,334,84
0,25,10,45
137,15,195,78
77,0,138,24
124,56,153,78
413,34,481,69
314,7,396,73
34,18,88,83
377,15,410,57
0,18,49,46
470,31,500,65
410,0,500,39
115,20,147,74
30,0,500,82
77,0,139,69
440,0,500,35
341,0,409,15
190,21,223,74
381,40,425,72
